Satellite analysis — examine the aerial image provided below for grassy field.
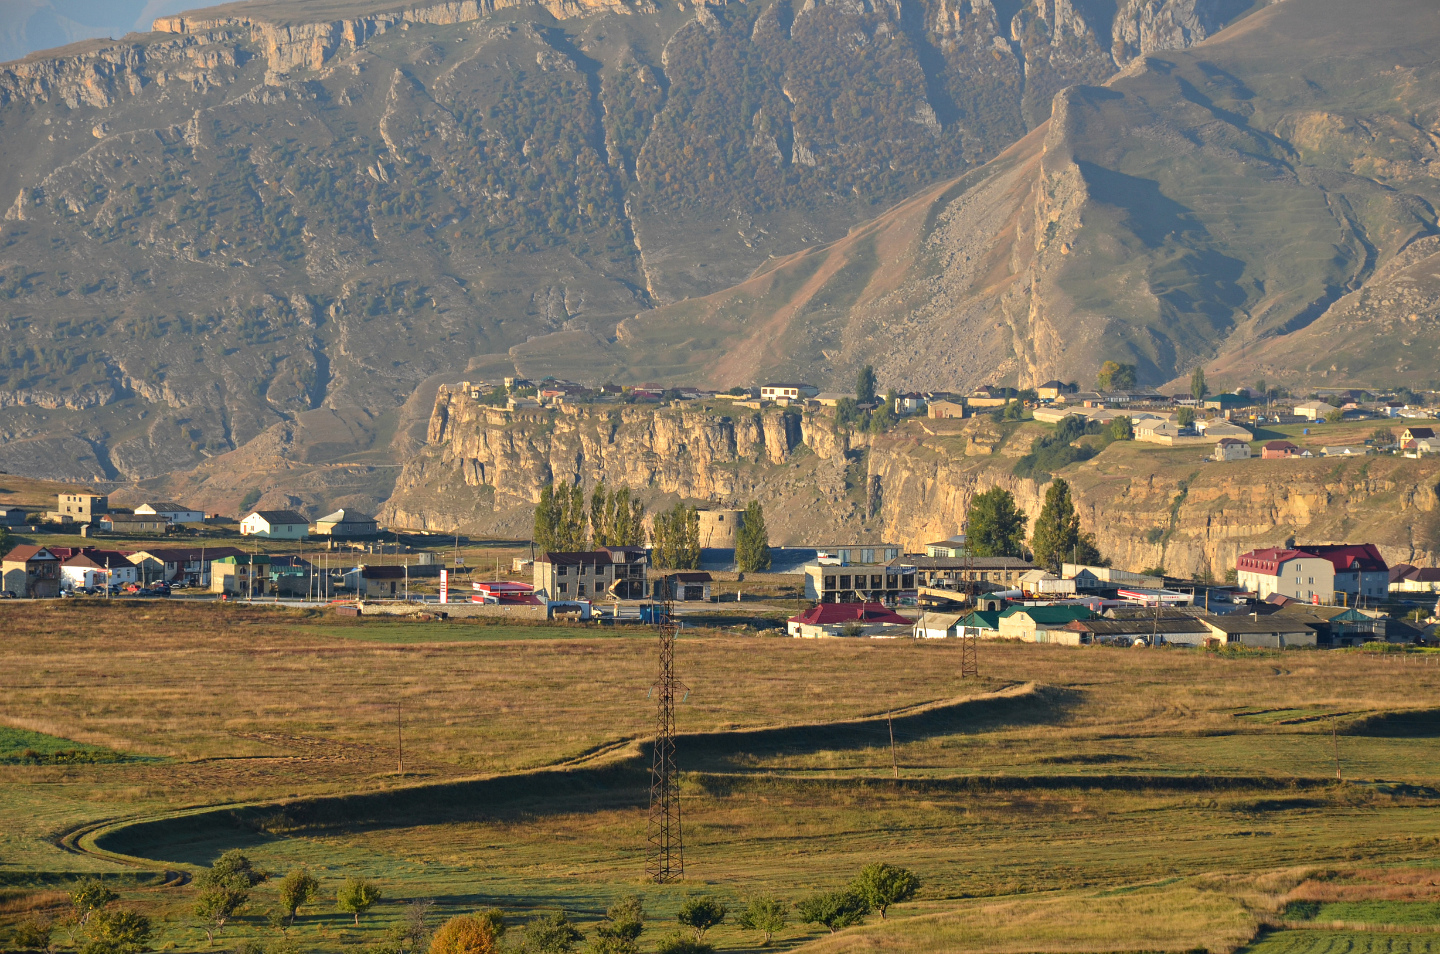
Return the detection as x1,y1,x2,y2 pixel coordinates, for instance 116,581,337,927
1,602,1439,953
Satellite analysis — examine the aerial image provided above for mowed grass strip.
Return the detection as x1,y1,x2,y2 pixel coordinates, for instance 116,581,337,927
1242,931,1440,954
793,884,1257,953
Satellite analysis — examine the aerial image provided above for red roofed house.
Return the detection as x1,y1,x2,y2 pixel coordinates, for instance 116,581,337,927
1390,564,1440,595
1302,544,1389,601
1236,548,1335,603
1261,440,1303,459
787,602,911,638
2,545,61,598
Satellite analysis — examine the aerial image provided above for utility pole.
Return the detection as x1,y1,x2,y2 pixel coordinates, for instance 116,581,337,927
397,699,404,775
647,588,684,883
1331,714,1341,782
888,711,899,781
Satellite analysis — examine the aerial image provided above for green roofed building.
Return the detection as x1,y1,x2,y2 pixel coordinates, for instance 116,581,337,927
957,610,1003,639
211,553,270,597
997,605,1095,644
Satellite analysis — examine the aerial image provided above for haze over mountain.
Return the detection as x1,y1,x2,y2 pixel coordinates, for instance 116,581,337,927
532,0,1440,396
0,1,203,63
1,0,1434,518
0,0,1258,502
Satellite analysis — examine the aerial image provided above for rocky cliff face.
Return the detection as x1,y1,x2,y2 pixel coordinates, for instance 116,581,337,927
387,392,1440,575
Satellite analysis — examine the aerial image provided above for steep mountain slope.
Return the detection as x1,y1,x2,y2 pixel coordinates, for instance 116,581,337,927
0,0,1253,501
517,0,1440,393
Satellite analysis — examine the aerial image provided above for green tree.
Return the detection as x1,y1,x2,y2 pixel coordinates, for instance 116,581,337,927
476,909,506,941
1108,416,1133,441
194,873,252,945
11,916,53,952
278,868,319,923
67,878,118,942
735,500,771,572
79,909,151,954
796,890,870,933
336,878,381,926
533,484,560,552
677,897,726,940
735,896,787,945
1176,406,1196,428
519,911,583,954
589,895,644,954
1029,479,1102,573
965,488,1027,558
653,503,700,569
590,483,610,547
1325,406,1345,424
849,863,920,920
856,365,877,404
868,391,898,433
1190,366,1209,403
1097,361,1137,391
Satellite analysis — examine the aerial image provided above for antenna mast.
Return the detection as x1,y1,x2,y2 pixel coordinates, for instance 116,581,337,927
646,578,684,882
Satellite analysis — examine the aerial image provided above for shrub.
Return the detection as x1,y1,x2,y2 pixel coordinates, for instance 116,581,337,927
429,915,499,954
11,917,53,952
518,911,582,954
653,933,713,954
79,909,151,954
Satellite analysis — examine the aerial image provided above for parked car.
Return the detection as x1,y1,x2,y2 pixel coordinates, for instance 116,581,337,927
0,590,15,599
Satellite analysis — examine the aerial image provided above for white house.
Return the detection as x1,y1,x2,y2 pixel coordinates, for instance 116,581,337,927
239,510,310,539
912,611,962,639
1213,438,1251,461
1236,548,1336,602
1293,400,1337,421
134,501,204,524
60,552,139,589
760,383,819,403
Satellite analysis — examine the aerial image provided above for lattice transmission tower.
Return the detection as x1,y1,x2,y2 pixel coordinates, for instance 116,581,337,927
646,581,684,882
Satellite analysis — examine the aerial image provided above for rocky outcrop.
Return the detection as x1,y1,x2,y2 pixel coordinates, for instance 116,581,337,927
387,392,1440,576
153,0,632,74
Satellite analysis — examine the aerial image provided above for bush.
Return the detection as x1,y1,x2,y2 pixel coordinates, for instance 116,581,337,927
518,911,582,954
429,915,499,954
11,917,53,952
653,933,713,954
79,909,151,954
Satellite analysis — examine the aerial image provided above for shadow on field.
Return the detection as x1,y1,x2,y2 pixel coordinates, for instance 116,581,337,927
87,683,1328,868
1345,708,1440,737
675,683,1078,770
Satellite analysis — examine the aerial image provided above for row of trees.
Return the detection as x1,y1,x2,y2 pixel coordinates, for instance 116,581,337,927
534,483,646,553
531,486,771,573
966,478,1104,572
14,859,918,954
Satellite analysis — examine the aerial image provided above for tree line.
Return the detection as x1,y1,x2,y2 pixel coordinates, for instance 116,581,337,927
965,477,1105,573
7,856,919,953
533,486,770,573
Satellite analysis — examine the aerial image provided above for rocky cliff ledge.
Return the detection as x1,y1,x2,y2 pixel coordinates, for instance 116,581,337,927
384,388,1440,576
153,0,635,74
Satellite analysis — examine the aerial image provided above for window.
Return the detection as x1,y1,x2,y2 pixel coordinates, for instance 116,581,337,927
578,583,587,596
824,576,836,589
557,565,568,576
558,582,568,594
839,575,851,589
871,575,883,588
862,549,875,563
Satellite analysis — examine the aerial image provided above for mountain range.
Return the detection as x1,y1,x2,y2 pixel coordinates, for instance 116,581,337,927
0,0,1433,517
